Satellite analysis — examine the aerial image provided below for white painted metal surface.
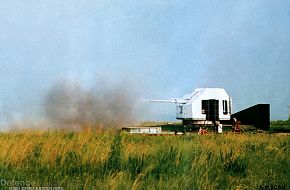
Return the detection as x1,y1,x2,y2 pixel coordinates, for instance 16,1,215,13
150,88,232,123
218,124,223,133
122,127,162,134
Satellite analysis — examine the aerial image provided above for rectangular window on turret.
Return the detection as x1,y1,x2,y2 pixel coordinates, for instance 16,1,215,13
223,100,228,114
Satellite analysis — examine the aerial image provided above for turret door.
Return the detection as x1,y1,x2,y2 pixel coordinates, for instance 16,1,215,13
202,99,219,121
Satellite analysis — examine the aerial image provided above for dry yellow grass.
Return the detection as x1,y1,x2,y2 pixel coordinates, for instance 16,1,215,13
0,128,288,189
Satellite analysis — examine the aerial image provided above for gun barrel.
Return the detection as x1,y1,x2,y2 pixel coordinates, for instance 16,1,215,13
149,99,187,104
149,99,176,103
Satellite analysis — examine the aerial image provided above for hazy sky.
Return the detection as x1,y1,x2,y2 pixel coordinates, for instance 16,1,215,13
0,0,289,124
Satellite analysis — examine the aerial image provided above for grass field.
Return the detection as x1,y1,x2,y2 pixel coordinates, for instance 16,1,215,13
0,126,289,190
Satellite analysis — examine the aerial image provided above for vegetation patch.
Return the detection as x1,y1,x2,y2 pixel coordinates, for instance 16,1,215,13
0,128,288,189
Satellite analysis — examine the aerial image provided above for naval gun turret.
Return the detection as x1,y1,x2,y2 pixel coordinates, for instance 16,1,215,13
150,88,232,127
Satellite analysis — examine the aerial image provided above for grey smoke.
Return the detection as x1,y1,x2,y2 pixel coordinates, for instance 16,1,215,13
44,79,140,128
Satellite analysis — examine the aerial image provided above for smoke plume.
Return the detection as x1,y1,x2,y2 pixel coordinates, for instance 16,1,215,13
44,78,139,129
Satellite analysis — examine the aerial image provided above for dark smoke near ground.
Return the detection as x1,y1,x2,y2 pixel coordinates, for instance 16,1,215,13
44,79,140,129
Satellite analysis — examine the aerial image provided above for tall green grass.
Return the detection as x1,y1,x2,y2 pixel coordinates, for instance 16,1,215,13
0,128,289,190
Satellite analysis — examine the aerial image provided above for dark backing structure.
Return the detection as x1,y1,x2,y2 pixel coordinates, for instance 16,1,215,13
202,99,219,122
231,104,270,130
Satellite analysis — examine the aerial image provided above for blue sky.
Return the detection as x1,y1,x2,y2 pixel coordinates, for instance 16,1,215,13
0,0,289,124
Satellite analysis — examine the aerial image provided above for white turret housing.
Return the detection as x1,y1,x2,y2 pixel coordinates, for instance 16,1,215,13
176,88,231,120
150,88,232,125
